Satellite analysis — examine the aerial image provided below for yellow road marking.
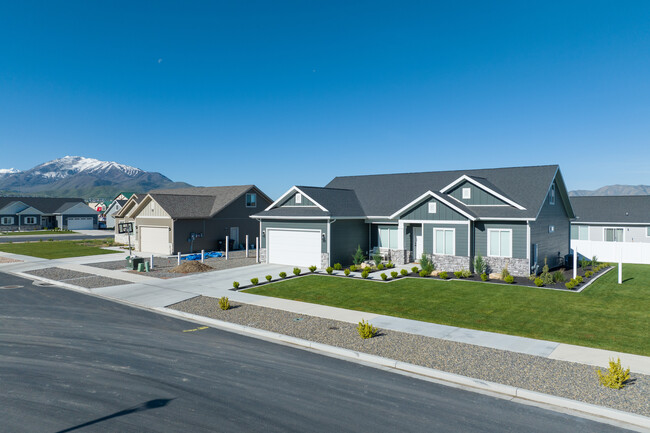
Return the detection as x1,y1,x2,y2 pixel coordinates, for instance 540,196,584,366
182,326,209,333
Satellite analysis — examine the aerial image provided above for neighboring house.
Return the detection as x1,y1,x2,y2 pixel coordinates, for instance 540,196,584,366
570,195,650,264
113,194,141,246
129,186,271,255
104,199,127,229
0,197,99,231
252,165,574,275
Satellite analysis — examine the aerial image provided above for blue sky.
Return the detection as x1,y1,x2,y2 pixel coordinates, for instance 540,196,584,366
1,1,649,198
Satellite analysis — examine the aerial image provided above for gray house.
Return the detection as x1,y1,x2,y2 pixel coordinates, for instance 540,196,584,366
0,197,99,231
252,165,574,276
130,185,271,255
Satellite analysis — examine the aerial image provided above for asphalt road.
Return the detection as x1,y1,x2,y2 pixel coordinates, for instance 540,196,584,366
0,272,633,433
0,233,112,243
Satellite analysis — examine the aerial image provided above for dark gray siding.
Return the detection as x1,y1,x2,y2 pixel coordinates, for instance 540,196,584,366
474,221,527,259
529,179,570,268
401,197,466,221
404,225,413,252
20,214,41,226
261,220,328,253
330,219,369,266
279,192,315,207
449,181,508,205
422,223,469,256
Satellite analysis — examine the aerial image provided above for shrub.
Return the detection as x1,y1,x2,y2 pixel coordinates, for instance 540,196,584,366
265,275,272,282
373,253,382,267
411,266,419,273
504,275,515,284
361,269,370,279
585,270,594,278
377,263,384,271
218,296,230,310
528,273,537,281
534,277,544,287
591,255,599,267
352,245,366,265
279,271,287,279
575,275,583,284
597,358,631,389
357,319,378,339
461,269,472,278
400,269,408,276
439,271,448,280
250,277,259,285
309,265,317,273
501,264,510,280
380,273,388,281
386,261,395,269
333,263,342,270
565,281,575,289
420,253,435,274
538,258,554,286
473,253,487,275
326,266,333,275
419,270,429,277
480,273,488,281
232,281,240,289
349,265,357,272
344,268,351,276
391,271,398,278
580,258,589,269
293,267,301,276
553,270,566,283
454,271,463,279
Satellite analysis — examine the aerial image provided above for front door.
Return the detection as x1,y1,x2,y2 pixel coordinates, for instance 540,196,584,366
230,226,239,249
414,226,423,260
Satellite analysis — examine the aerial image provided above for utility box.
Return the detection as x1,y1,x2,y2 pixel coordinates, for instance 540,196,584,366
132,257,145,271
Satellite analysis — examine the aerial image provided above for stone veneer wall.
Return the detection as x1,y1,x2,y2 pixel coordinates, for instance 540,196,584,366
389,249,406,265
320,253,329,269
427,254,471,273
259,247,267,263
483,257,529,277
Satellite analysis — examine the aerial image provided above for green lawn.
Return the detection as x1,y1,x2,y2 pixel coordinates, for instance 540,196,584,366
0,239,120,259
245,265,650,356
0,230,76,236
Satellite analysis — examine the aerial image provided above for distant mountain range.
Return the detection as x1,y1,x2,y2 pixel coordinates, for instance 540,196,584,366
569,185,650,196
0,156,191,199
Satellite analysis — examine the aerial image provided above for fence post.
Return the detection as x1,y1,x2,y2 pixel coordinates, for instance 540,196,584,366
618,247,623,284
245,235,249,258
201,249,205,263
256,237,259,263
177,252,181,266
573,249,577,280
150,254,154,270
225,236,229,260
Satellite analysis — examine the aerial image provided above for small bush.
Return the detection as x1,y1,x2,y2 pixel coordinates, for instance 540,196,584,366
326,266,333,275
597,358,631,389
419,270,429,277
539,258,554,285
293,267,301,276
580,258,589,269
391,271,398,278
386,261,395,269
344,268,351,276
357,319,378,339
591,255,599,267
439,271,448,280
411,266,419,273
528,273,537,281
552,270,566,283
461,269,472,278
501,264,510,280
473,254,487,275
232,281,240,289
361,269,370,279
565,281,575,289
420,254,435,274
377,263,384,271
575,275,583,284
453,271,463,279
250,277,259,285
279,271,287,279
480,273,488,281
265,275,272,282
534,277,544,287
333,263,342,270
504,275,515,284
585,270,594,278
349,265,357,272
309,265,317,273
218,296,230,310
380,273,388,281
352,245,366,265
373,253,382,267
400,269,408,276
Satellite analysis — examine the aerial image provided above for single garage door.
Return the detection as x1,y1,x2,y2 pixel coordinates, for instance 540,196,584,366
267,229,322,268
140,226,170,255
67,217,94,230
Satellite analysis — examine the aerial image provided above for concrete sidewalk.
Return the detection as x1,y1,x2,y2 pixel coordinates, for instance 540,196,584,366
2,250,649,375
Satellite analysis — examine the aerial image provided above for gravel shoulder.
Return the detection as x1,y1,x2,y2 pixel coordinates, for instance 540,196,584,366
25,267,131,288
169,295,650,417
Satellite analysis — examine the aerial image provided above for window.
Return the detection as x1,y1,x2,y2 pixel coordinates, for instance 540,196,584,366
462,187,471,199
24,216,37,225
378,226,398,249
1,217,14,225
604,228,624,242
434,228,455,255
647,227,650,237
428,202,437,214
571,225,589,240
246,193,257,208
295,193,302,204
549,184,556,205
488,229,512,257
549,225,555,233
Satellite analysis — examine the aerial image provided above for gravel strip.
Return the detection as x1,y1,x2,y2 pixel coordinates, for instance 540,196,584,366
169,296,650,417
25,267,130,288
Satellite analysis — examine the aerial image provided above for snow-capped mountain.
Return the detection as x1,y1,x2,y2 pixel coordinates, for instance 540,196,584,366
0,156,191,198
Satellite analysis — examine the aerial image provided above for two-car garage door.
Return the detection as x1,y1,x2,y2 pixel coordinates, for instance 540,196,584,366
267,229,321,268
140,226,171,255
67,217,94,230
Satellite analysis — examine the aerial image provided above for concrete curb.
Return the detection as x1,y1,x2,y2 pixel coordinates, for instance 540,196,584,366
156,307,650,431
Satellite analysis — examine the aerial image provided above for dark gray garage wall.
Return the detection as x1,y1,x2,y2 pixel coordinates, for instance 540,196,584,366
529,181,571,268
330,219,369,266
260,220,328,253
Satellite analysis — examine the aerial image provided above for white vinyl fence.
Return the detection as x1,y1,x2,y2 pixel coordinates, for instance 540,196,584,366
571,240,650,264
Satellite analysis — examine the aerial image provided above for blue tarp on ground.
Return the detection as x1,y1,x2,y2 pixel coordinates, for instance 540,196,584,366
181,251,224,261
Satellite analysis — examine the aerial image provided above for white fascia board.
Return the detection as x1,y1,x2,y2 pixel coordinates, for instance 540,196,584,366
572,221,650,226
263,186,329,213
440,174,526,210
477,217,535,221
390,191,476,221
17,206,44,215
253,216,331,220
399,219,469,225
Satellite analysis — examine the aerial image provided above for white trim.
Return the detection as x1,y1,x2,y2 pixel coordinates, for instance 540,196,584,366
135,216,171,219
366,216,391,219
603,226,625,243
369,221,399,225
646,226,650,238
377,225,399,250
572,221,650,226
428,202,437,214
398,219,469,225
465,204,511,207
439,174,526,210
487,228,513,258
295,193,302,204
279,205,319,208
468,221,472,259
478,217,535,221
264,186,329,212
462,187,471,199
1,216,15,225
23,216,38,225
526,222,530,260
252,216,330,220
398,220,405,250
327,220,331,265
389,190,476,221
433,227,455,256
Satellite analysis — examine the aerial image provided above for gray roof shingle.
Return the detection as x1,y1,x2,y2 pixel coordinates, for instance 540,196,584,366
570,196,650,224
0,197,87,214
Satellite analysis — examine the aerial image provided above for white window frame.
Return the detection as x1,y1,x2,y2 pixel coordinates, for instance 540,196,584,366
549,225,555,233
462,187,471,199
578,225,589,240
1,216,14,225
603,227,624,242
295,193,302,204
24,216,38,225
428,202,437,214
487,228,513,258
433,228,455,256
245,193,257,208
647,226,650,237
378,226,398,250
549,184,556,205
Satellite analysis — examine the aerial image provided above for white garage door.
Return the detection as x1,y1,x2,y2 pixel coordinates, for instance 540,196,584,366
140,226,170,255
268,229,322,268
67,217,94,230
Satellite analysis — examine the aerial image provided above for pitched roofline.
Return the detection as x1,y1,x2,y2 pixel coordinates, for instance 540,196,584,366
0,200,29,214
264,186,329,212
534,167,576,220
208,185,272,218
439,174,526,210
388,191,476,221
130,194,157,217
114,195,139,218
572,221,649,225
16,206,44,215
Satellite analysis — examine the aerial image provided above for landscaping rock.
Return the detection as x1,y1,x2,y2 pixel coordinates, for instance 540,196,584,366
169,261,213,273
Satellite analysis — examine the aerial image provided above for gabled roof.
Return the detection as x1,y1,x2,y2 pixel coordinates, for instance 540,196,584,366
570,195,650,224
54,202,100,215
17,206,44,215
388,191,478,220
0,197,86,214
258,186,365,218
114,194,141,219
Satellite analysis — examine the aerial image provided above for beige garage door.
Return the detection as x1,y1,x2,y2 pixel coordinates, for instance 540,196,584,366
267,229,322,268
140,226,170,255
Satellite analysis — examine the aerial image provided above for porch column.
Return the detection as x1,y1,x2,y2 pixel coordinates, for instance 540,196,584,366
397,221,405,250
